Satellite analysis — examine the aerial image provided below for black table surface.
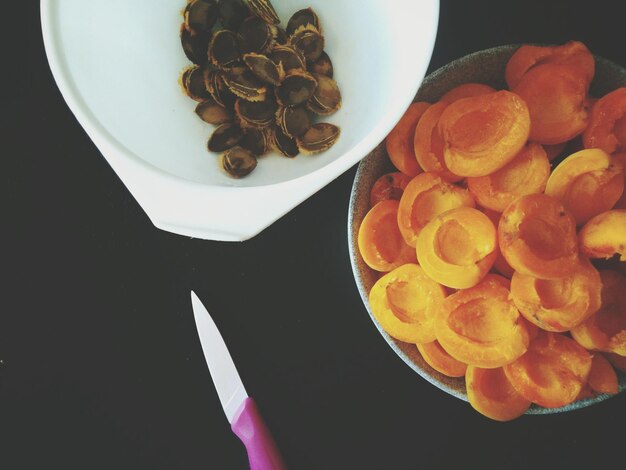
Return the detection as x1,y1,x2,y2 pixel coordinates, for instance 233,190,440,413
4,1,626,468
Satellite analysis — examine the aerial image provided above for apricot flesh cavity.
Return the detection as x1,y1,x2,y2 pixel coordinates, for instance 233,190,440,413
438,91,531,177
397,172,475,247
583,87,626,154
417,207,497,289
499,194,579,280
504,331,592,408
468,142,550,212
435,275,529,368
369,264,447,343
358,200,416,272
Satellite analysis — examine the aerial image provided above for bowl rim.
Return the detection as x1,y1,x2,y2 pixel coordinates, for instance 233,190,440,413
40,0,440,192
348,44,626,415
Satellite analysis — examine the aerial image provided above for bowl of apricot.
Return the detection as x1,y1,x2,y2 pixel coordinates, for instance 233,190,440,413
349,42,626,421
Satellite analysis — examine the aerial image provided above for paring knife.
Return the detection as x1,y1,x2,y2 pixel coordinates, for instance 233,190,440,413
190,291,285,470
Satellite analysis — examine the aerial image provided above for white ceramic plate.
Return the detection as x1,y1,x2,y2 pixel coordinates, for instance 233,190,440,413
42,0,439,240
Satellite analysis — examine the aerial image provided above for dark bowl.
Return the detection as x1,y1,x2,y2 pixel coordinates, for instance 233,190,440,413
348,45,626,414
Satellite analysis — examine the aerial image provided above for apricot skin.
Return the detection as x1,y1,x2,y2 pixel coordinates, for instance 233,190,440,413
545,149,624,225
370,172,412,207
504,332,592,408
358,200,416,272
397,172,475,247
513,63,589,145
438,90,531,177
369,264,447,343
413,102,462,182
466,366,531,421
588,354,618,395
498,194,579,280
583,87,626,154
386,102,431,176
416,341,467,378
579,210,626,261
571,270,626,356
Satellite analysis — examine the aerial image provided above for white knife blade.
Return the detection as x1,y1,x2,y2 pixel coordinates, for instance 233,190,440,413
191,291,248,423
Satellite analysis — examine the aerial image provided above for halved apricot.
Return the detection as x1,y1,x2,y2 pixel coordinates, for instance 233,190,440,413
438,91,531,177
583,87,626,154
397,172,475,247
543,142,567,161
386,102,431,176
571,270,626,356
579,210,626,260
413,102,462,182
587,354,618,395
416,341,467,378
416,207,497,289
358,200,417,272
545,149,624,225
369,264,447,343
513,63,589,144
440,83,496,104
467,142,550,212
369,172,412,207
499,194,579,279
503,331,592,408
505,41,594,90
510,257,602,332
466,366,531,421
435,275,529,368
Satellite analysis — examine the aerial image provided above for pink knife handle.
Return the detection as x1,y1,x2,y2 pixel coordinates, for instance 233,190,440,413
231,398,286,470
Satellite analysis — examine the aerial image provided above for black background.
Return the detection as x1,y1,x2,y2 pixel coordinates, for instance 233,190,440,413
4,1,626,469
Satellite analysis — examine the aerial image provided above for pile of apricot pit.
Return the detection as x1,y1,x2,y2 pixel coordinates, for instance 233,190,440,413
358,41,626,421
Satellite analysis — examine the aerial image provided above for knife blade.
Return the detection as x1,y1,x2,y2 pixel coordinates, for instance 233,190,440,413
190,291,285,470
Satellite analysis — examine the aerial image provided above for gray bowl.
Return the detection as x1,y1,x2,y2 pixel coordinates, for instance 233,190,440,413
348,45,626,414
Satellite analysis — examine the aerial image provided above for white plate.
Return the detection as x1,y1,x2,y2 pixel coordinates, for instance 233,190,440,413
42,0,438,240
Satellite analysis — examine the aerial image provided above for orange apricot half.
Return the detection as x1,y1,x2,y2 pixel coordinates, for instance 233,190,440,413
505,41,595,90
413,102,462,182
369,264,447,343
416,341,467,378
439,83,496,104
358,200,416,272
386,102,431,176
513,63,589,144
587,354,618,395
510,257,602,332
545,149,624,225
397,172,475,247
416,207,497,289
605,352,626,373
435,275,529,368
466,366,531,421
499,194,579,280
579,210,626,260
571,270,626,356
468,142,550,212
370,172,412,207
503,331,592,408
583,87,626,154
438,90,531,177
